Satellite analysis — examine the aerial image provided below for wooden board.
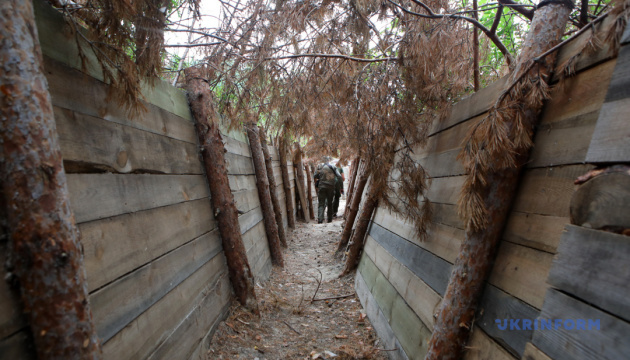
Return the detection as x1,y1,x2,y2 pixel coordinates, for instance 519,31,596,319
225,152,255,175
67,174,210,223
44,57,196,144
372,207,463,264
357,255,430,359
0,331,36,360
369,223,452,296
294,170,310,222
145,274,231,360
55,107,203,174
512,165,593,218
223,135,251,157
463,328,516,360
532,289,630,360
476,284,539,358
522,343,553,360
80,198,216,291
228,174,257,192
354,272,410,360
503,212,567,254
488,241,553,310
586,97,630,162
623,23,630,45
238,206,264,235
547,225,630,323
364,235,441,331
425,176,465,205
102,253,228,360
431,203,464,229
90,229,223,342
233,188,262,214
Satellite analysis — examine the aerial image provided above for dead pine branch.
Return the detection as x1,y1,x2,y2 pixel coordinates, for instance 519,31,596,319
310,269,324,303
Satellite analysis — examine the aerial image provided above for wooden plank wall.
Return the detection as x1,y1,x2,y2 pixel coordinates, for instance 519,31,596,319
0,1,288,359
355,16,622,360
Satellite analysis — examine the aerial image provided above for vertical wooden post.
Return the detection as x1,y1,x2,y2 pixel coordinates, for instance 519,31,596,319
246,124,284,266
0,1,102,358
341,181,379,275
337,164,368,252
294,145,310,222
344,157,361,219
258,126,288,247
305,163,316,220
426,2,573,358
279,139,296,228
185,67,258,312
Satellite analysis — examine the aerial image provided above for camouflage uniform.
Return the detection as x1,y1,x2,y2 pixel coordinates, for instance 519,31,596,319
314,164,340,223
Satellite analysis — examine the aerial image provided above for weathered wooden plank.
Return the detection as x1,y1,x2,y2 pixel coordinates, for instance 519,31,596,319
369,223,452,296
102,252,228,360
364,235,441,331
548,225,630,322
146,273,231,360
223,135,251,157
238,207,264,235
522,343,553,360
0,331,36,360
225,152,255,175
503,212,566,254
372,207,462,264
603,44,630,103
139,78,192,122
477,284,539,358
419,149,466,178
512,165,594,217
488,241,553,309
67,174,210,223
233,188,262,214
80,198,216,291
219,121,248,143
44,57,196,144
586,97,630,162
431,203,464,229
91,229,223,342
463,328,516,360
426,176,465,205
243,221,267,255
533,289,630,360
431,76,508,135
55,107,202,174
269,146,281,161
355,271,410,360
0,248,26,340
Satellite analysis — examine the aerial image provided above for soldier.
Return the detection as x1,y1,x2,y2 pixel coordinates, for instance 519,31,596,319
332,161,345,217
314,161,341,223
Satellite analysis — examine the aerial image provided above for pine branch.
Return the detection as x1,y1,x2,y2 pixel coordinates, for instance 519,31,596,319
262,53,398,63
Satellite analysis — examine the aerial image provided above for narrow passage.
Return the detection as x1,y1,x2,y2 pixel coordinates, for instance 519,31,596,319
206,198,388,359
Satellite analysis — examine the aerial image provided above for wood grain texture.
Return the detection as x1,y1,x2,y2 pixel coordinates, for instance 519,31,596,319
223,135,252,157
0,331,36,360
67,174,210,223
533,289,630,360
462,328,516,360
238,207,264,235
225,152,255,175
476,284,539,358
102,253,229,360
503,212,566,253
55,107,202,174
522,343,553,360
548,225,630,322
586,96,630,162
426,176,465,205
488,241,553,309
369,223,452,296
364,235,441,331
233,188,262,214
603,44,630,103
80,198,216,291
91,229,223,342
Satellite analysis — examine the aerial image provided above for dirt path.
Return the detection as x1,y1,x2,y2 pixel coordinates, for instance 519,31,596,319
206,199,389,360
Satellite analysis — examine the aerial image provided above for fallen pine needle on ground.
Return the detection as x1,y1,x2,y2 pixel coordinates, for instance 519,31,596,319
206,210,389,360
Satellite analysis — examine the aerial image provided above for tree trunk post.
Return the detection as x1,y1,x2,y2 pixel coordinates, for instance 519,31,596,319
0,2,102,358
344,157,361,219
246,124,284,266
184,67,259,313
341,181,379,276
425,2,573,359
279,139,296,228
305,162,316,220
338,165,368,252
258,126,288,248
293,144,310,222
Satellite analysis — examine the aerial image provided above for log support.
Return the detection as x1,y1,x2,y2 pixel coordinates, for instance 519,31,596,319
293,145,310,222
305,163,315,220
279,139,296,228
338,165,368,253
344,157,361,219
259,126,288,247
185,67,258,313
0,1,102,358
341,181,379,275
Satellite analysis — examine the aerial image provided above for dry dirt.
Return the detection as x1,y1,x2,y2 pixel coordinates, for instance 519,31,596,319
206,200,390,360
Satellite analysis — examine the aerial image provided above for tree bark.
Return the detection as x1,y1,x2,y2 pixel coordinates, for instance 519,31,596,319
425,2,573,359
0,2,102,358
293,145,310,222
185,67,258,313
279,139,296,228
258,126,288,248
305,163,315,220
337,165,368,252
246,124,284,266
344,158,361,219
473,0,480,91
341,181,379,275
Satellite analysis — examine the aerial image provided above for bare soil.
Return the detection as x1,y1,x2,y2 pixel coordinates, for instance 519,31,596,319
206,200,389,360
